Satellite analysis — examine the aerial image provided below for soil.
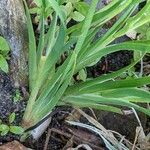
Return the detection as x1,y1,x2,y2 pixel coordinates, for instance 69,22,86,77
87,50,133,77
0,72,25,144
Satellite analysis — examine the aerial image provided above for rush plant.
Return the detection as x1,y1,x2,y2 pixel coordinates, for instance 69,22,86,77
22,0,150,130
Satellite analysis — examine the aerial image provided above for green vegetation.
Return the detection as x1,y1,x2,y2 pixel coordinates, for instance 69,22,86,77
0,113,24,136
22,0,150,132
136,23,150,39
13,89,22,103
0,36,10,73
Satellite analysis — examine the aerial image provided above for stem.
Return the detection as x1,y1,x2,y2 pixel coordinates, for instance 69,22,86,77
22,86,39,128
22,59,46,128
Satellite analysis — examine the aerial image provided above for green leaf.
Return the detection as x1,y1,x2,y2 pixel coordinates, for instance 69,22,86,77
63,94,150,116
9,113,16,124
78,69,87,81
133,51,144,61
0,36,10,51
74,0,98,54
0,124,9,131
77,1,137,64
45,13,57,56
29,7,41,14
62,2,73,17
77,76,150,94
41,24,66,85
67,0,134,35
37,13,45,65
146,29,150,39
0,124,9,136
101,88,150,103
1,130,9,136
92,0,132,27
76,40,150,71
13,89,22,103
46,0,65,25
75,2,89,16
71,11,85,22
32,52,77,125
115,1,150,38
23,0,37,91
9,126,24,135
22,0,150,130
65,53,144,97
61,100,123,114
0,54,8,73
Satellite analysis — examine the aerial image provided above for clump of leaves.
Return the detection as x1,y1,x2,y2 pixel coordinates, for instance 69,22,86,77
0,36,10,73
0,113,24,136
29,0,88,23
22,0,150,132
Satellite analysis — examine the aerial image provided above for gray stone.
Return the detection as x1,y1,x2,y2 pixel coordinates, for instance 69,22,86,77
0,0,28,87
84,0,105,10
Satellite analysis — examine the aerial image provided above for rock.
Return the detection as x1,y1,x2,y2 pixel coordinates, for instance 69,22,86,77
0,72,26,143
0,73,14,120
0,141,32,150
85,0,105,10
0,0,28,88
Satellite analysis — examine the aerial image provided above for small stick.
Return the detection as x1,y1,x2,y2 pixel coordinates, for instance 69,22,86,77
43,128,52,150
131,129,140,150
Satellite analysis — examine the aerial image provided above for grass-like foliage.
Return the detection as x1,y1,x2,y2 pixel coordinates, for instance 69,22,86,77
22,0,150,130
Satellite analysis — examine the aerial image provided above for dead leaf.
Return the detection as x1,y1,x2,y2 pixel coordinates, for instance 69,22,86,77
0,141,32,150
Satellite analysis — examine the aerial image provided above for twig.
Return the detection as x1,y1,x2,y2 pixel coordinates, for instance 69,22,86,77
89,108,98,120
131,129,140,150
63,136,74,150
49,128,103,150
43,128,52,150
132,108,143,129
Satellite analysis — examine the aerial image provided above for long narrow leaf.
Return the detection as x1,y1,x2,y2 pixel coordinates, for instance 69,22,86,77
77,40,150,71
23,0,37,91
77,1,137,62
74,0,98,54
31,52,77,125
45,13,57,56
63,94,150,116
64,56,144,96
37,13,45,65
101,88,150,103
47,0,65,26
